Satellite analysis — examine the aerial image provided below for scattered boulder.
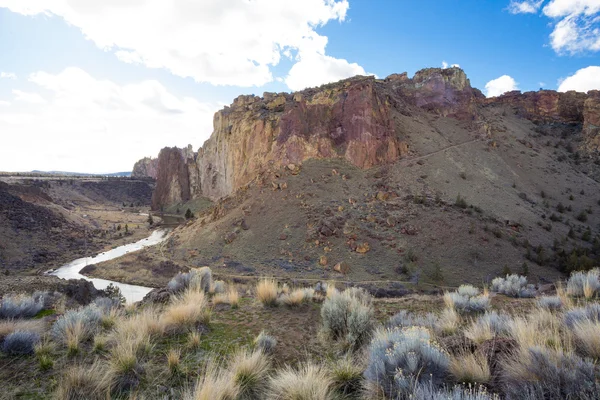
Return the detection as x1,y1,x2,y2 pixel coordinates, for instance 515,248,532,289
224,232,237,244
355,242,371,254
319,255,328,266
334,261,350,274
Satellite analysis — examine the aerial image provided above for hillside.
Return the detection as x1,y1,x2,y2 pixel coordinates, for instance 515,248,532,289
0,177,155,274
100,68,600,290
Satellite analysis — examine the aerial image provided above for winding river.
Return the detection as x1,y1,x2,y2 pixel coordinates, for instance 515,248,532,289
50,229,169,303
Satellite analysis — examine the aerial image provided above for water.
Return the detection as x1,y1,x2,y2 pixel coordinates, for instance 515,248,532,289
50,229,169,303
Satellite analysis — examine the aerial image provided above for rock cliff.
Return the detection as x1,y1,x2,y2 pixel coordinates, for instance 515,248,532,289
132,157,159,179
141,68,599,210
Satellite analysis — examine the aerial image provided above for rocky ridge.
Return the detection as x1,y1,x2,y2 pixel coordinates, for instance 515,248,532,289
138,68,600,210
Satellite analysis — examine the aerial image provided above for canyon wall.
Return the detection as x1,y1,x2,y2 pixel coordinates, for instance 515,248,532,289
143,68,599,210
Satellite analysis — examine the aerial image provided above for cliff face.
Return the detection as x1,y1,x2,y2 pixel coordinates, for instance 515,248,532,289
487,90,588,123
141,68,599,210
584,91,600,153
132,157,159,179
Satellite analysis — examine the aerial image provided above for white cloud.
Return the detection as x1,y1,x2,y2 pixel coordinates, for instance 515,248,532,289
0,101,10,106
485,75,519,97
509,0,600,54
539,81,547,87
0,67,219,173
442,61,460,69
0,0,362,89
0,72,16,80
285,51,369,91
12,90,46,104
558,66,600,92
508,0,544,14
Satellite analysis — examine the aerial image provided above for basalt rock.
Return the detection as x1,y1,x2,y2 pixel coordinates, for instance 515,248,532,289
132,157,159,179
488,90,587,123
584,90,600,153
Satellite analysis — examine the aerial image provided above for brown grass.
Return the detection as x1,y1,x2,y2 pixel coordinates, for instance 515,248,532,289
573,320,600,359
280,289,306,307
167,348,182,374
162,289,210,332
267,362,334,400
449,352,491,384
54,363,111,400
0,319,45,341
184,361,240,400
256,279,279,307
187,331,202,349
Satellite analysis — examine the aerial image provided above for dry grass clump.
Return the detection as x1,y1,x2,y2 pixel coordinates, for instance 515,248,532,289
572,320,600,359
537,295,563,311
279,288,307,307
167,348,182,375
230,349,271,399
184,361,240,400
54,363,111,400
508,308,570,351
256,279,279,307
449,351,491,384
329,354,364,397
213,286,239,308
501,346,599,399
465,311,511,344
438,308,461,335
0,319,45,341
267,362,334,400
161,289,210,332
187,331,202,349
108,340,146,393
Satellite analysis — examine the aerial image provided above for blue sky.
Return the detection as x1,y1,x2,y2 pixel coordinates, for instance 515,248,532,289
0,0,599,173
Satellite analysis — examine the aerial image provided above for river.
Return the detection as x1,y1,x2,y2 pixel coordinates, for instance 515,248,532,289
50,229,169,303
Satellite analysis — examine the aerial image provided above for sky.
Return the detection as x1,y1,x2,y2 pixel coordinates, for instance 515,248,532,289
0,0,599,173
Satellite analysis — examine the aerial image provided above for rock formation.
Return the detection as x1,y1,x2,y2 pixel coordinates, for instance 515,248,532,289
138,67,600,210
132,157,159,179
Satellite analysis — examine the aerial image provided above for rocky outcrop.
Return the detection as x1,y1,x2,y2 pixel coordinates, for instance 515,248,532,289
132,157,159,179
487,90,587,123
144,68,599,210
584,91,600,153
151,145,197,210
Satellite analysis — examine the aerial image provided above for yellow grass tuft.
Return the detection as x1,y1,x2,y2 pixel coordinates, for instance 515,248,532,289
187,331,202,349
438,308,461,336
573,320,600,359
256,279,279,307
213,286,240,308
0,319,45,341
268,362,334,400
65,320,85,356
230,349,271,398
280,288,306,307
449,351,491,384
184,361,240,400
162,289,210,332
54,363,111,400
167,348,182,374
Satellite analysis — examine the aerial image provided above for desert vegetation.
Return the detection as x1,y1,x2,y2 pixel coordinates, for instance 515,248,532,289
1,266,600,398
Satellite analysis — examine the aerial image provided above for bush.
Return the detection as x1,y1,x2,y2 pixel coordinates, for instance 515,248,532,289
449,352,490,384
444,286,490,313
0,319,45,342
51,304,104,346
267,362,334,400
491,274,536,298
0,293,45,319
210,280,225,294
321,288,374,351
537,296,563,311
254,331,277,354
364,326,449,399
501,346,599,399
329,354,363,396
566,269,600,298
388,310,438,330
564,303,600,328
103,284,125,306
572,320,600,360
2,330,40,355
93,296,121,313
185,361,240,400
167,267,213,294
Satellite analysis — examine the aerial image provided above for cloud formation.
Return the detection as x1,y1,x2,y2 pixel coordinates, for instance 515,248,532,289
0,72,17,80
509,0,600,54
485,75,519,97
558,66,600,92
0,0,364,89
0,67,219,172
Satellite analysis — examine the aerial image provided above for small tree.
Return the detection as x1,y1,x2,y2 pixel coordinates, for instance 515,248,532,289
148,214,154,226
185,208,194,220
124,224,129,234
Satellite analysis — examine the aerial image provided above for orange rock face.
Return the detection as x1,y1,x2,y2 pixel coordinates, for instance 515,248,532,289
584,91,600,153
